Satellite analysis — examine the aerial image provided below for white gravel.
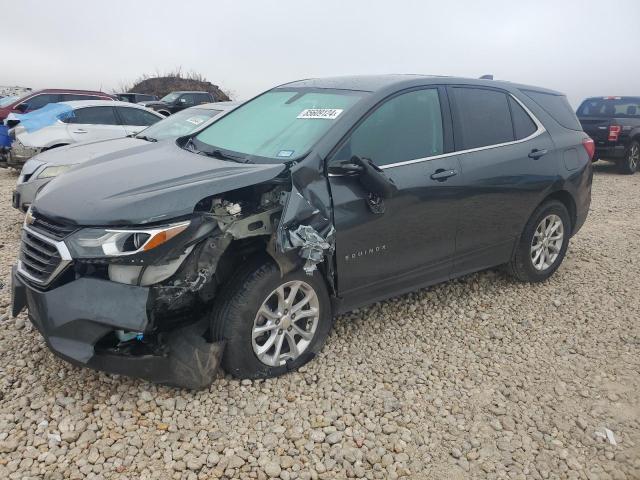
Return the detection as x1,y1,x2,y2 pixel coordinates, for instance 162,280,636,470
0,162,639,479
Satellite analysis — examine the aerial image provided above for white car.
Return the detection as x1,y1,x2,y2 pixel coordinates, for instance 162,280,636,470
8,100,164,167
12,102,239,211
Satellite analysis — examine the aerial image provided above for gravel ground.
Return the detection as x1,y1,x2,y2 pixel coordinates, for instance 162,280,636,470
0,163,638,480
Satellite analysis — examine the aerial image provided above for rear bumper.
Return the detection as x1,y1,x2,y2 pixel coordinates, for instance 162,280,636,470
11,267,224,388
595,145,625,160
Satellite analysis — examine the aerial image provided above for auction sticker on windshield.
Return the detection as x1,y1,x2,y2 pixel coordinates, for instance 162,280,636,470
297,109,343,120
185,116,207,125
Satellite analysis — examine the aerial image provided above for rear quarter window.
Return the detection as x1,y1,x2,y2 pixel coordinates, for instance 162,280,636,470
522,90,582,131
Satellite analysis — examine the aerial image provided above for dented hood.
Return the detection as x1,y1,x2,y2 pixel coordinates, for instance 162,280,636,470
33,141,286,226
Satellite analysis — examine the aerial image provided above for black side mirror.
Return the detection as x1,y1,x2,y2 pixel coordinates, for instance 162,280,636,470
329,156,397,199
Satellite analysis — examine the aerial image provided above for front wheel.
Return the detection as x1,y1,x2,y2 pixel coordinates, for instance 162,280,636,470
211,259,332,379
618,140,639,174
507,200,571,283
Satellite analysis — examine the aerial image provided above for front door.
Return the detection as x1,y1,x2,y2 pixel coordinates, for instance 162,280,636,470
66,106,126,143
327,87,462,306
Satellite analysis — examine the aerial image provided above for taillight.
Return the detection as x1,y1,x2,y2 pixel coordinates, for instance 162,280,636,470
582,137,595,161
608,125,622,142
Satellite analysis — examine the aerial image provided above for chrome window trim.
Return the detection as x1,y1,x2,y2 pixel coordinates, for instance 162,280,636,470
16,225,73,286
378,93,546,170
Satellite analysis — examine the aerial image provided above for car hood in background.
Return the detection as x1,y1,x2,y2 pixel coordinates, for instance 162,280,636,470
33,141,286,226
26,137,148,169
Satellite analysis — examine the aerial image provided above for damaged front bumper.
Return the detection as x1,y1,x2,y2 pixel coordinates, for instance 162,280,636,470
11,266,224,388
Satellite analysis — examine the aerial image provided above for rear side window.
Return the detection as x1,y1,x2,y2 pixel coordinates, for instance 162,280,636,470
69,106,119,125
509,97,537,140
523,90,581,130
577,98,640,118
117,107,161,126
335,88,444,166
451,87,514,149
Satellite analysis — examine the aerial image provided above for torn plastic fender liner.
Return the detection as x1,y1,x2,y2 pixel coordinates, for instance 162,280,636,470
287,224,336,275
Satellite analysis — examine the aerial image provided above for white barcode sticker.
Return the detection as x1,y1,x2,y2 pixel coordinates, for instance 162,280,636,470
185,117,205,125
297,108,343,120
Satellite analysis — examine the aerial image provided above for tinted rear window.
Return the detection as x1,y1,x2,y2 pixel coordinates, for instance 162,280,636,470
451,87,514,149
523,90,581,131
577,97,640,118
509,97,537,140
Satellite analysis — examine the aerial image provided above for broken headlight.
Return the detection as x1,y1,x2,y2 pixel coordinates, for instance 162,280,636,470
65,221,190,259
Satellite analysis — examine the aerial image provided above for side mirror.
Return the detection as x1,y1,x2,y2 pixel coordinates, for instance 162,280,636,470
329,156,397,199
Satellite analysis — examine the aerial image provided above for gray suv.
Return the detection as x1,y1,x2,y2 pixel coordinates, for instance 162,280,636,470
11,75,593,388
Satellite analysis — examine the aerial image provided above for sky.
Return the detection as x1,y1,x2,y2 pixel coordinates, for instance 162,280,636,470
3,0,640,107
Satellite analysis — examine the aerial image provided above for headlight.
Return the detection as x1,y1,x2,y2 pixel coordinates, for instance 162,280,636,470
65,221,190,258
37,165,71,179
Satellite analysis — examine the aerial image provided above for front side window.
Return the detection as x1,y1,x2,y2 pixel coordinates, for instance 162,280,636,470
139,107,221,140
161,92,181,103
334,89,444,166
452,87,514,150
194,89,367,161
117,107,161,126
22,94,60,110
179,94,196,106
69,106,119,125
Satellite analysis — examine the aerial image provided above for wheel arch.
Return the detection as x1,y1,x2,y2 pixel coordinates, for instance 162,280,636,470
538,189,577,235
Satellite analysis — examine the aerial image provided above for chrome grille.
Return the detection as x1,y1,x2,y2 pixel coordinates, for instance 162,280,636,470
29,214,77,241
17,226,72,286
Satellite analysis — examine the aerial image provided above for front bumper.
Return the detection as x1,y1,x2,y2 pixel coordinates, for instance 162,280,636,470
8,142,40,167
11,266,224,388
13,177,51,211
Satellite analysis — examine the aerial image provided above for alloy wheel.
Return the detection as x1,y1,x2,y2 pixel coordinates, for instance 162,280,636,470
530,214,564,271
252,280,320,367
629,143,639,171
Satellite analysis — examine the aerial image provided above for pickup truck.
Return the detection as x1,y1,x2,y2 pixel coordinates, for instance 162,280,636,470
576,96,640,174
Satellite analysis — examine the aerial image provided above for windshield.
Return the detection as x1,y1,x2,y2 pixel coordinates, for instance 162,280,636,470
137,107,222,140
194,88,367,161
160,92,181,103
577,97,640,118
0,96,18,107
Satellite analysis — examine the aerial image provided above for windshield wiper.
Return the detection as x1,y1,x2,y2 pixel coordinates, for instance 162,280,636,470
136,135,157,142
202,149,251,164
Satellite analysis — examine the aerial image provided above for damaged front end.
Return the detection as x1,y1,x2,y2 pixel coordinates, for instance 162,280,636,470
13,162,337,388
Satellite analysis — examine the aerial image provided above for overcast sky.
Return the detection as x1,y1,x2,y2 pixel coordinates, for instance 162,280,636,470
3,0,639,107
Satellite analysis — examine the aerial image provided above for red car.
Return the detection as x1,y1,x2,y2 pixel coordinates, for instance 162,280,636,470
0,89,115,122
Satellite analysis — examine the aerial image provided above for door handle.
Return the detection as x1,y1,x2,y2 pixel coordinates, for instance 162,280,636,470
72,129,88,134
430,169,458,181
528,148,548,160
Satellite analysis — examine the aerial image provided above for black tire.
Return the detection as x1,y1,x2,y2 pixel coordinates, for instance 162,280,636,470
210,258,332,379
507,200,571,283
618,140,640,174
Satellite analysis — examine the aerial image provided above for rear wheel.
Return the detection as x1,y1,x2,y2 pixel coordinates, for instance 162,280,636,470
507,200,571,283
618,140,639,174
211,259,332,379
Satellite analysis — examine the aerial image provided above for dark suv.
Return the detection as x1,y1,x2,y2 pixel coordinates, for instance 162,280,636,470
576,96,640,174
11,75,593,388
0,89,115,122
140,91,215,116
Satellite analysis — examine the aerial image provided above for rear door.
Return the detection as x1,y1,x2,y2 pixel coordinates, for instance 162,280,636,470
328,87,462,303
65,106,126,143
447,86,557,275
115,106,162,135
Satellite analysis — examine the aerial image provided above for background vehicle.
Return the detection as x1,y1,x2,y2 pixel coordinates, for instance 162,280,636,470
11,75,592,387
12,102,238,211
577,96,640,174
116,92,158,103
7,100,163,167
140,91,215,116
0,89,115,122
